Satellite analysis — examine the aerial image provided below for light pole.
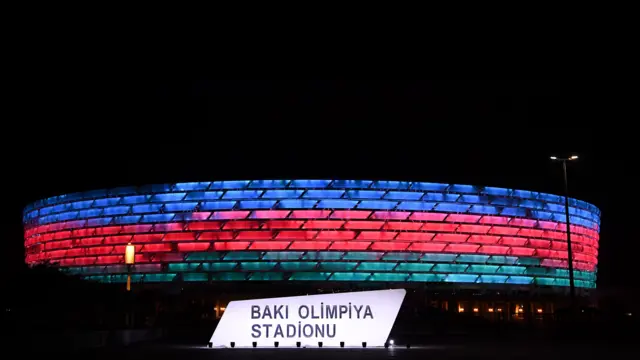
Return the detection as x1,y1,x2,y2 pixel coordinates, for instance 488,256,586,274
550,155,578,312
125,243,136,328
125,243,136,291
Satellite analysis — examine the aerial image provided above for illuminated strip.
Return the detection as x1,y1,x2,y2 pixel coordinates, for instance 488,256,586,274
24,211,600,241
23,185,601,228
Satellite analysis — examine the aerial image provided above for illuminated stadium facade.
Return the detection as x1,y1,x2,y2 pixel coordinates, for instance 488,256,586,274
23,180,600,296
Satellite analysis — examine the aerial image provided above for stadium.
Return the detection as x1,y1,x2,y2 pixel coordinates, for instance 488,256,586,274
22,180,600,319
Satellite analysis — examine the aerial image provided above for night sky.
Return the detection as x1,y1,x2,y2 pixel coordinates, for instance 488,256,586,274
2,79,634,296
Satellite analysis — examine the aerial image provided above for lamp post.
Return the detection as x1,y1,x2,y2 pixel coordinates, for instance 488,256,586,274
550,155,578,312
125,243,136,291
124,243,136,328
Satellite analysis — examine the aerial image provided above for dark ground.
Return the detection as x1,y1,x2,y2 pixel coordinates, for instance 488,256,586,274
37,341,637,359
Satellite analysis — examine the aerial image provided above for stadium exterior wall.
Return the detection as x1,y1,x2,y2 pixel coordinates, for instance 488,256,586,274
23,180,600,290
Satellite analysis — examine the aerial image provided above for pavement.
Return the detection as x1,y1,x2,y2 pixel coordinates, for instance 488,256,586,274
34,341,636,359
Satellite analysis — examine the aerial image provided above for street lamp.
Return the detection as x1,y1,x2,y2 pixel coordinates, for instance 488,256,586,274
125,243,136,291
550,155,579,311
124,243,136,328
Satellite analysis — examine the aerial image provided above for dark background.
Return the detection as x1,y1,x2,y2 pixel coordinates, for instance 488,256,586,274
2,78,634,298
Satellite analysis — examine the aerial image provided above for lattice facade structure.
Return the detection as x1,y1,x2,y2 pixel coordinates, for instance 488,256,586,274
23,180,600,288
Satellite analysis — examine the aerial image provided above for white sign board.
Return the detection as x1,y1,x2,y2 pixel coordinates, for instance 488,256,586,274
209,289,406,348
